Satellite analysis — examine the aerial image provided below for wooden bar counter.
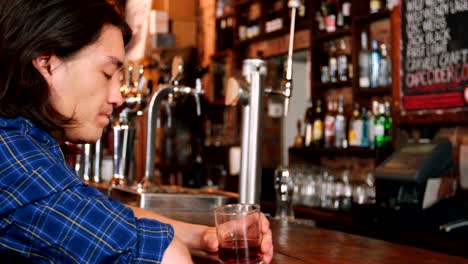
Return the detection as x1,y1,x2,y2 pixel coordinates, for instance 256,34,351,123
90,183,467,263
193,219,468,263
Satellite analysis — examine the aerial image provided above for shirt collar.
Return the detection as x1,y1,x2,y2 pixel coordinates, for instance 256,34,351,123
0,116,58,147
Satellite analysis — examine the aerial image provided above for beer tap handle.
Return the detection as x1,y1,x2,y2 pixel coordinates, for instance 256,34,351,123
126,64,134,93
193,66,208,116
136,64,145,93
146,79,153,97
170,56,184,85
136,64,149,99
288,0,301,9
194,91,202,116
283,79,292,116
119,73,124,88
281,0,300,116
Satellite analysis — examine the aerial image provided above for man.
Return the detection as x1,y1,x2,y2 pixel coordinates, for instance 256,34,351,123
0,0,273,263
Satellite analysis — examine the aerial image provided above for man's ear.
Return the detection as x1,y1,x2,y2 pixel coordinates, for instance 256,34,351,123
32,55,52,79
32,54,61,82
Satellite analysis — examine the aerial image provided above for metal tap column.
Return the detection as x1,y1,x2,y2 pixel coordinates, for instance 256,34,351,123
239,59,266,204
92,139,102,183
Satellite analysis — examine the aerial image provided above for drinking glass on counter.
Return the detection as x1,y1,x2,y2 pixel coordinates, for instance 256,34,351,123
297,165,323,207
353,171,376,205
215,204,263,264
288,165,305,205
321,169,335,209
279,165,377,211
274,167,295,221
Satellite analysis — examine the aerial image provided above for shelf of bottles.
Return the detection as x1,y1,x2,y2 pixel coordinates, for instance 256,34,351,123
235,0,262,44
355,19,392,95
314,0,352,38
263,0,285,35
233,0,309,45
312,0,353,93
295,95,393,159
302,0,394,158
216,0,234,18
354,9,391,23
215,0,235,53
317,36,353,90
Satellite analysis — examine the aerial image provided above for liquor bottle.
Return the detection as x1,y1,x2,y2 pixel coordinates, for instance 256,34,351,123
315,11,326,34
370,39,381,88
336,10,344,29
348,103,357,146
294,119,304,147
334,96,347,148
322,0,336,33
312,99,324,147
337,38,349,82
246,3,261,39
298,0,306,20
225,17,234,49
238,12,248,41
304,99,314,147
216,0,226,17
348,103,363,147
321,65,330,83
378,43,391,87
360,107,369,148
368,100,378,148
342,0,351,28
265,0,284,33
324,98,336,148
291,0,306,24
374,103,390,148
359,31,371,88
217,18,226,51
328,42,338,83
348,63,353,80
370,0,383,13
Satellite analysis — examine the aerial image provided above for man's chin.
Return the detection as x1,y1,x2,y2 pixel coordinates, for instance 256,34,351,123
64,129,103,144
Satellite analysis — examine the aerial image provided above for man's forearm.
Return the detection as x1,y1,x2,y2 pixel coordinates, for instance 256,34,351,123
128,205,209,250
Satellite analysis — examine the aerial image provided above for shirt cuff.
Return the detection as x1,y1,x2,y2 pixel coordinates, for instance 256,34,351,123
133,218,175,264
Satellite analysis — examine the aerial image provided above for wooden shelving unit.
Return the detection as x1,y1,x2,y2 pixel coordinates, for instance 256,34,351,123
355,86,392,96
289,146,393,165
354,9,392,23
313,80,353,90
233,0,260,7
313,28,352,42
211,0,397,168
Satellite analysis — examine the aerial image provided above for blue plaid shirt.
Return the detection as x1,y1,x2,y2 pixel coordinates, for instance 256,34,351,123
0,116,174,263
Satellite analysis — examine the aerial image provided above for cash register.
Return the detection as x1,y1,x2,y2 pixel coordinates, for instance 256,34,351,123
374,138,456,211
373,138,468,236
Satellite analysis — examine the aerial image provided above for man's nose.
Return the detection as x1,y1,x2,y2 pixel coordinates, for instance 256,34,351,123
109,81,124,107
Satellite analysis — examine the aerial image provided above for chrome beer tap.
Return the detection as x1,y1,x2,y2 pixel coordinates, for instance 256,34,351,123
138,57,205,191
226,0,301,204
111,63,151,186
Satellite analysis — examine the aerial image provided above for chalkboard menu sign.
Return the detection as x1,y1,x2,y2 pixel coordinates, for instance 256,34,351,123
401,1,468,113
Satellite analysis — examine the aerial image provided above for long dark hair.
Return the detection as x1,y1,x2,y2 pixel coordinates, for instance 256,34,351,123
0,0,131,134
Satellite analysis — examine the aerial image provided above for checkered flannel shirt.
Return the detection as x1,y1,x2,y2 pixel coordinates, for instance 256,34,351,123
0,116,174,263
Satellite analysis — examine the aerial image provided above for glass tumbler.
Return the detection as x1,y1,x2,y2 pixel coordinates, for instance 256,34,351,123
274,167,295,221
215,204,263,264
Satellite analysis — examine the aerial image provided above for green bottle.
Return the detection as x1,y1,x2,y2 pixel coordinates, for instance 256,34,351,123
384,101,392,146
374,103,390,148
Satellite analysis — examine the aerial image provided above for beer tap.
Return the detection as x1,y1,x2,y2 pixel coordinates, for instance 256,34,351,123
226,0,301,204
111,63,151,186
138,57,205,191
265,0,301,116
